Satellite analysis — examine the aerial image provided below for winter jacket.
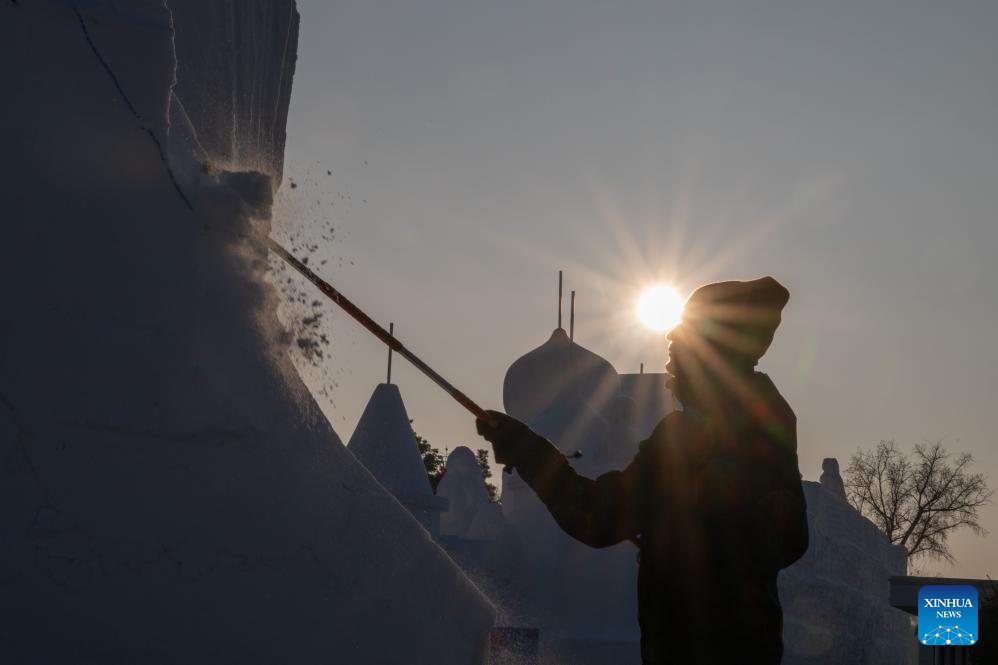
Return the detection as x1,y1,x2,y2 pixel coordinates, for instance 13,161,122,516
507,372,809,664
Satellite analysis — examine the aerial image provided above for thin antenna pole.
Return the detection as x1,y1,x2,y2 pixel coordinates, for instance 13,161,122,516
558,271,563,329
387,322,394,384
640,363,644,374
570,290,576,341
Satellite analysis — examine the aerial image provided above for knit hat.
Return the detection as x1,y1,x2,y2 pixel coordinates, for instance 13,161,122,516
681,276,790,365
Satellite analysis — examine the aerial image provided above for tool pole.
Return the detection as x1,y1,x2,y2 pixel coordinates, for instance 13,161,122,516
266,238,491,422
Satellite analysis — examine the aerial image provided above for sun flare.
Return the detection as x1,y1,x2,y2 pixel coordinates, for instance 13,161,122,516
636,285,684,332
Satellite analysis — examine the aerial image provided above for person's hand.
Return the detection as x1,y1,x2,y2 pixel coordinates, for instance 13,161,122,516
475,409,533,466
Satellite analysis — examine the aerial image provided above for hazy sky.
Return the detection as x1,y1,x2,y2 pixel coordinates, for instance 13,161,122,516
278,0,998,577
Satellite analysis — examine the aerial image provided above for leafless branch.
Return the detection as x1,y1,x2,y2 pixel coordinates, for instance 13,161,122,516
845,440,993,563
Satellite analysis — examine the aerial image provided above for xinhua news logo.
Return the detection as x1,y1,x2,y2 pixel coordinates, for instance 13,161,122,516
918,585,978,646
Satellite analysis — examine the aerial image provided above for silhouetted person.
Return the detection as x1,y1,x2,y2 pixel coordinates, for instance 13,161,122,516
478,276,808,664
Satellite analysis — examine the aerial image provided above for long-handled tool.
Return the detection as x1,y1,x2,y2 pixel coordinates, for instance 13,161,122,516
266,238,490,424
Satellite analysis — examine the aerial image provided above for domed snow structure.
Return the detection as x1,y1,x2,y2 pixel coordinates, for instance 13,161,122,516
504,327,621,424
0,2,493,662
348,383,449,536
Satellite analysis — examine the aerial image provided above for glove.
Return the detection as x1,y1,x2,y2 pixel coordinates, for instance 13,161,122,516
475,409,536,467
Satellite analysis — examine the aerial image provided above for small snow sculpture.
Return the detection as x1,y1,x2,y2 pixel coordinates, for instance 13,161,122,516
438,447,504,540
819,457,847,500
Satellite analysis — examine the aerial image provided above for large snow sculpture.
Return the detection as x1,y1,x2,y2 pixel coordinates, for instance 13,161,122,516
780,461,912,665
0,2,493,662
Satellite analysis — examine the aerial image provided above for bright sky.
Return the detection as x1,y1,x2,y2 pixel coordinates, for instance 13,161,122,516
278,0,998,578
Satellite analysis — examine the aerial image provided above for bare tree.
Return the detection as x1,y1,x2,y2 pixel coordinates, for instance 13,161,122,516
844,440,993,563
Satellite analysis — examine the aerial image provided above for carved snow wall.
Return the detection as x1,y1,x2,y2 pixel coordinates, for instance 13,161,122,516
780,471,914,665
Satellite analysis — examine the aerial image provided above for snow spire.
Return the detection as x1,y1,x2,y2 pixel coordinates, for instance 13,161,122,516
347,383,449,535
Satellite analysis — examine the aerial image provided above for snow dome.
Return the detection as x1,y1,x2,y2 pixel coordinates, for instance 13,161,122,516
503,327,621,423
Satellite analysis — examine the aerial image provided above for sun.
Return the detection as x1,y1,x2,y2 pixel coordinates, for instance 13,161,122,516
636,285,684,332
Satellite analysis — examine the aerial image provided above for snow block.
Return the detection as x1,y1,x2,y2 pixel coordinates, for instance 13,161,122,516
170,0,299,182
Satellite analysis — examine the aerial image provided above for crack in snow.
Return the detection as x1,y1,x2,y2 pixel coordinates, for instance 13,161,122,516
57,419,262,449
71,4,193,211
